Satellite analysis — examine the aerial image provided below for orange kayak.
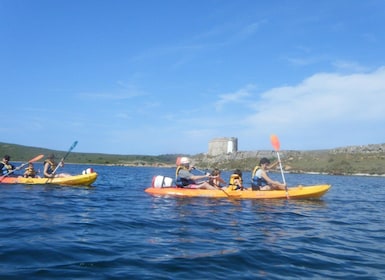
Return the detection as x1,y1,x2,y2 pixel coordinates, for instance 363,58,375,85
145,184,331,199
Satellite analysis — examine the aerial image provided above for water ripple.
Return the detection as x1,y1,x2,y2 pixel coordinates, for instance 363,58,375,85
0,166,385,279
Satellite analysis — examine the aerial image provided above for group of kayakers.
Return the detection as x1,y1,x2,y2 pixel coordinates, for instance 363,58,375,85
0,154,64,178
175,156,287,191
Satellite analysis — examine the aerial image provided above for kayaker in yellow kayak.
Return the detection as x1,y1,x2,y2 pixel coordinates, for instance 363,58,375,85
43,154,69,178
23,162,38,178
0,155,15,176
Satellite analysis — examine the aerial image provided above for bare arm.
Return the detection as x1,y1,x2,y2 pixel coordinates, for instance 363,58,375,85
190,174,215,181
261,170,286,189
268,161,279,169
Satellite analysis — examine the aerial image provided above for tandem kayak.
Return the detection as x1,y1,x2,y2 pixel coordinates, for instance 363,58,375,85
0,172,98,186
145,184,331,199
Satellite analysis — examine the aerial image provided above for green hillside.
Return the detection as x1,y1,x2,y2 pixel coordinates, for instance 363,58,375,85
0,142,178,166
1,142,384,175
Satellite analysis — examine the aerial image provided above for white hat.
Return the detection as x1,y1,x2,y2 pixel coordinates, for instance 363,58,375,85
176,156,190,165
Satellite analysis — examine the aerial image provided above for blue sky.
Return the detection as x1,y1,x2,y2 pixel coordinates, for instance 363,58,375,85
1,0,385,155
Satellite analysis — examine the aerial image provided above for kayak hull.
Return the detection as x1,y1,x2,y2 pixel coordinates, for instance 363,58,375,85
0,172,98,186
145,184,331,199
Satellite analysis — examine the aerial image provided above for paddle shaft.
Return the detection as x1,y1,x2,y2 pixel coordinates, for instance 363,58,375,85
276,151,286,185
270,134,289,199
192,167,230,196
274,151,289,199
51,141,78,175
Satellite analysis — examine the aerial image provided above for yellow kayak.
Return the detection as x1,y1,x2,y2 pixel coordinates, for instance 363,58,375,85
145,184,331,199
0,172,98,186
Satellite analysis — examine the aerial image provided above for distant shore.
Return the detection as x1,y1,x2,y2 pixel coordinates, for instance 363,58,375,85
3,142,385,176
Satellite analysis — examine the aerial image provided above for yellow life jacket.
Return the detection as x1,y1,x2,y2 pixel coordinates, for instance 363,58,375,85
4,163,13,171
1,160,14,175
228,174,243,191
24,167,36,177
175,165,193,187
252,165,260,178
44,159,57,174
175,166,186,178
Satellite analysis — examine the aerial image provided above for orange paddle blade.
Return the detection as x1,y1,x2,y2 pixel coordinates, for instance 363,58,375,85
270,134,280,151
29,154,44,163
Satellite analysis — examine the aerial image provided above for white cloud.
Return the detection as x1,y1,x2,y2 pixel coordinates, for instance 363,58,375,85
332,60,369,72
239,20,266,37
215,84,255,111
240,67,385,150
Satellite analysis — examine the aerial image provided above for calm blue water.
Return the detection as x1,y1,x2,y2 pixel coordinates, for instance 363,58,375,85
1,164,384,279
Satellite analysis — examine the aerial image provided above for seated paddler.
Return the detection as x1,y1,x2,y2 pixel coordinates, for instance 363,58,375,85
23,162,38,178
208,168,227,189
251,157,286,190
0,155,15,176
43,153,69,178
175,157,218,190
227,169,244,191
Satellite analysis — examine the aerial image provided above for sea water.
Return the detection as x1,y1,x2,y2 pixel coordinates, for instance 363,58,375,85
0,165,384,279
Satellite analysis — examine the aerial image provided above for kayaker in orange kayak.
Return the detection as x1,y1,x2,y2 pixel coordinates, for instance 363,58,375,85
208,168,227,189
175,157,218,190
251,157,286,190
228,169,244,190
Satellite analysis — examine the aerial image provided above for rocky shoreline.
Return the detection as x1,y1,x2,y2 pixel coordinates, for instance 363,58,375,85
106,143,385,176
190,143,385,176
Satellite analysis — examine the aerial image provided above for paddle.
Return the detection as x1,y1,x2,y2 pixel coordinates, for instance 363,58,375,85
51,141,78,176
192,167,234,197
0,154,44,182
270,134,289,199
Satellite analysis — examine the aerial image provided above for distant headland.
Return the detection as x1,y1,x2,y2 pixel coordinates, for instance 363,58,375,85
1,142,384,176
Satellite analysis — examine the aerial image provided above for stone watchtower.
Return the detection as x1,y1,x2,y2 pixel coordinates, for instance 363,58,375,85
208,137,238,156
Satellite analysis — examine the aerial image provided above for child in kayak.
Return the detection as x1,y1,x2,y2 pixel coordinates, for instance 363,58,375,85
208,168,227,189
228,169,244,191
23,162,38,178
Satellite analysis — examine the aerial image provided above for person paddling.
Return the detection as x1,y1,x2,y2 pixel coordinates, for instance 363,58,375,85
0,155,15,176
175,157,218,190
251,157,286,190
43,154,63,178
208,168,227,189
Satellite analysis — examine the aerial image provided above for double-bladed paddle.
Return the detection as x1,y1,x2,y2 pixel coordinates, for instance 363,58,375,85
51,141,78,176
0,154,44,182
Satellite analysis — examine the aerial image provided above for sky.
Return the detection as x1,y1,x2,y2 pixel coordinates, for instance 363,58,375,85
1,0,385,155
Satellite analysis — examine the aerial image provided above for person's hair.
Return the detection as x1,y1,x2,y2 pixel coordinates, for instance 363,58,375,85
259,157,271,165
233,169,242,177
4,155,10,160
211,168,221,176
